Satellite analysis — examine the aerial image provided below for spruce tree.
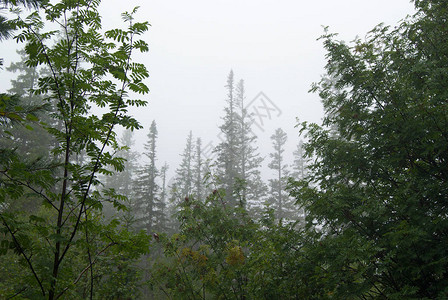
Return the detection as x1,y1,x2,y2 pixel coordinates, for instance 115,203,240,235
106,129,139,198
268,128,293,220
155,162,169,232
214,70,240,206
235,79,266,211
193,137,205,200
2,49,53,158
214,71,267,210
133,120,161,233
291,139,307,180
170,131,194,202
102,129,139,223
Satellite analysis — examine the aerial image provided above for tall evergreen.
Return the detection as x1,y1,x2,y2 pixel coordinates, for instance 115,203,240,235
193,137,205,200
7,49,41,98
214,72,266,211
291,139,307,180
235,79,266,210
214,70,240,206
268,128,293,220
106,129,139,197
101,129,139,226
2,49,53,158
156,162,169,231
133,120,161,232
170,131,195,202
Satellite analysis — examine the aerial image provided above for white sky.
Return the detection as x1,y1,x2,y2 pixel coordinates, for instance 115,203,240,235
1,0,416,181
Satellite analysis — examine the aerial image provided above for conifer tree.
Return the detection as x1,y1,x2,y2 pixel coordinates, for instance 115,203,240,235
155,162,169,231
170,131,194,202
268,128,293,220
193,137,205,201
133,120,161,232
214,70,240,206
102,129,139,223
291,139,307,180
2,49,53,158
214,72,266,211
159,162,169,210
106,129,139,198
235,79,266,210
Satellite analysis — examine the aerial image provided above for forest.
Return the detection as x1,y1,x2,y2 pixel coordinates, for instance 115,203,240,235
1,0,448,299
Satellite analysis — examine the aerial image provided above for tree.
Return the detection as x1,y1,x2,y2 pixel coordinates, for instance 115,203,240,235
157,162,169,231
0,49,53,159
170,131,194,202
148,188,308,299
133,120,162,233
235,79,266,211
7,48,43,97
289,1,448,297
214,72,266,210
193,137,205,201
0,0,45,38
291,139,307,180
214,70,240,206
267,128,293,220
105,129,139,199
103,129,139,225
0,1,150,298
0,0,47,67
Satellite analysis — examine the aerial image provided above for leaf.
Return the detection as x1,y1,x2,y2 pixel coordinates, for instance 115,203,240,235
25,124,34,130
26,113,39,122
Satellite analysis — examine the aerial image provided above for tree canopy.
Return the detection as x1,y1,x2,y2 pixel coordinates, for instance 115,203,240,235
289,0,448,298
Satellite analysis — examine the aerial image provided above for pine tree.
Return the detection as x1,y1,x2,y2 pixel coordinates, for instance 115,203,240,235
268,128,293,220
170,131,194,202
106,129,139,197
155,162,169,232
214,73,266,211
235,79,266,211
133,120,161,233
214,70,240,206
291,139,307,180
2,49,53,158
193,137,205,200
102,130,139,223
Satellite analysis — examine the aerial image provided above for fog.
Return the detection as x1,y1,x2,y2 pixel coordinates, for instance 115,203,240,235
1,0,415,180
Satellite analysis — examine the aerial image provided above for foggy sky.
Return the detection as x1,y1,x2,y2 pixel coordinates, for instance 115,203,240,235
1,0,416,181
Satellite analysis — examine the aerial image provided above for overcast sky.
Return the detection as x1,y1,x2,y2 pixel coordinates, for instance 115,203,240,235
1,0,416,180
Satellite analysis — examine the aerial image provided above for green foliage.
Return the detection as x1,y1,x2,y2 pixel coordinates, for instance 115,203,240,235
213,72,266,212
288,1,448,298
149,192,253,299
149,190,310,299
133,120,168,233
0,0,48,42
0,0,151,298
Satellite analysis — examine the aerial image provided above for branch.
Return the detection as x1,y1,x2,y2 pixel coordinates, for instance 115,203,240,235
0,171,58,211
59,16,138,266
6,286,27,300
1,216,45,296
55,242,117,300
